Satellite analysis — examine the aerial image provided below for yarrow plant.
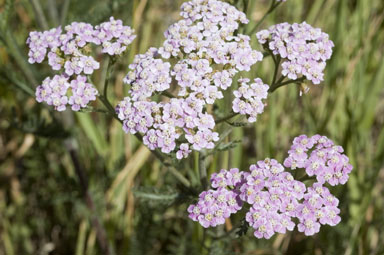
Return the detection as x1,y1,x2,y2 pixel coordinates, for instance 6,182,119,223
116,0,264,156
27,0,351,242
188,135,352,238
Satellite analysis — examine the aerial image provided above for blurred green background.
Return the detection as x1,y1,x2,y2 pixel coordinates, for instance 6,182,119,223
1,0,384,254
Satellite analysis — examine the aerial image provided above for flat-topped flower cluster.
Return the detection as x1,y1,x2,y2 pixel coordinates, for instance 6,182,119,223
28,0,336,158
257,22,334,84
27,17,136,111
232,78,269,123
188,135,352,238
117,0,265,157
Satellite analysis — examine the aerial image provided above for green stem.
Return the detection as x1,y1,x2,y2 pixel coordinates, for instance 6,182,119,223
211,222,242,240
96,63,192,189
268,76,305,93
215,112,239,124
199,152,208,189
270,54,281,86
248,0,281,35
161,91,176,98
99,58,116,114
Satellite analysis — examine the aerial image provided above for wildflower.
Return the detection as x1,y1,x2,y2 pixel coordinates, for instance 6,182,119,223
256,22,334,85
232,78,269,123
284,135,353,185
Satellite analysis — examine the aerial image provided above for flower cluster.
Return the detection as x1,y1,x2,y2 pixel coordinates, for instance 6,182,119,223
118,0,264,156
188,168,243,227
116,96,219,154
284,135,353,186
27,17,135,68
242,160,304,238
232,78,269,123
297,183,341,235
28,17,136,111
36,75,97,111
188,134,352,239
256,22,334,84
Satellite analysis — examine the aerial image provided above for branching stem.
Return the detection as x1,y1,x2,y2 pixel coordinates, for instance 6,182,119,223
96,60,192,189
215,112,239,124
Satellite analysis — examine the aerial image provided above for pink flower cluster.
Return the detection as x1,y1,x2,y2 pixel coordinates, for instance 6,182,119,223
28,17,136,111
232,78,269,123
118,0,264,157
116,96,219,155
188,168,243,227
27,17,136,68
35,75,97,111
284,135,353,186
256,22,334,84
188,135,352,239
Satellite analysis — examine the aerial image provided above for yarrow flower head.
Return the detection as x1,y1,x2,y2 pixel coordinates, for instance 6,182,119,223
232,78,269,123
284,134,353,186
117,0,264,157
35,74,97,111
27,17,136,111
256,22,334,85
188,134,352,239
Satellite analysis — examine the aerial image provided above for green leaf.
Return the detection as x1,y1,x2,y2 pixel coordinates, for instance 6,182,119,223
75,112,108,156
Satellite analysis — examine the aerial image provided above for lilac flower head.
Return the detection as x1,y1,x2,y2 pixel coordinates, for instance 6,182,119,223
232,78,269,123
188,188,242,228
118,0,263,157
284,135,353,186
297,183,341,236
188,138,352,239
256,22,334,85
68,75,98,111
28,17,136,112
35,74,98,112
35,75,69,111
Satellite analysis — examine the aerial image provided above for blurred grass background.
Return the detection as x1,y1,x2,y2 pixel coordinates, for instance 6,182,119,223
0,0,384,254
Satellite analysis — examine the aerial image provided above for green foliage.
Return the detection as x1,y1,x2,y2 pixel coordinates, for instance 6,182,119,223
133,186,181,208
0,0,384,254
